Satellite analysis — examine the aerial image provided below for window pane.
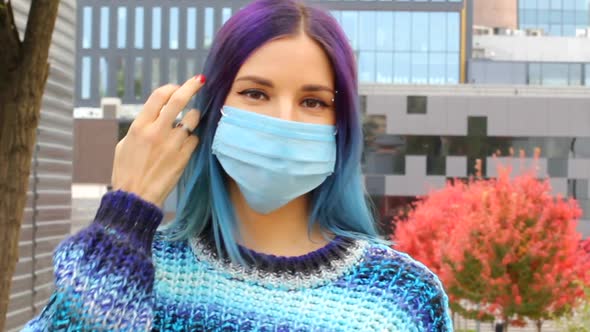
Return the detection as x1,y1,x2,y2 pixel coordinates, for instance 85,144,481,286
529,63,542,85
376,52,393,83
569,63,583,85
522,0,537,9
134,57,143,100
99,57,108,97
539,0,550,9
116,57,125,98
152,57,160,90
411,12,428,52
152,8,161,49
341,11,358,49
359,51,375,82
376,12,393,51
169,58,178,84
429,52,446,84
187,8,197,50
394,12,411,51
82,7,92,49
135,7,144,49
81,57,91,99
117,7,127,49
204,7,214,48
429,12,446,52
407,96,427,114
447,12,460,52
100,7,109,49
585,64,590,86
551,0,562,10
169,7,179,49
186,59,198,79
411,52,428,84
393,52,411,83
446,52,459,84
222,8,232,24
542,63,569,85
359,11,376,51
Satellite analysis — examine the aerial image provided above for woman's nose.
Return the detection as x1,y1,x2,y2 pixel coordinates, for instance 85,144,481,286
277,100,298,122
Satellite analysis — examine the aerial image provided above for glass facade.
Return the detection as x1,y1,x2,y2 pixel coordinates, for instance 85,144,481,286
519,0,590,36
331,10,461,84
527,62,589,86
78,2,465,105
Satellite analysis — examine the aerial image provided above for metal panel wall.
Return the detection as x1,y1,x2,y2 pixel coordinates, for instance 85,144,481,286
6,1,76,331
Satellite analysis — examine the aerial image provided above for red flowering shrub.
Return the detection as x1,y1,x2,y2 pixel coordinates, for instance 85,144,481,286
393,163,590,330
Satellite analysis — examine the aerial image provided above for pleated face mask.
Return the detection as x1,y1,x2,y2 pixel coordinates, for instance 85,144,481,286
212,105,337,214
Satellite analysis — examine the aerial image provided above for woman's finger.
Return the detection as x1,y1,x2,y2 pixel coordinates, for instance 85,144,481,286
156,75,205,132
170,109,201,149
132,84,180,129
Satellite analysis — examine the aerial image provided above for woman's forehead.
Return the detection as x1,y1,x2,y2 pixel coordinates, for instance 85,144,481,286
234,34,335,88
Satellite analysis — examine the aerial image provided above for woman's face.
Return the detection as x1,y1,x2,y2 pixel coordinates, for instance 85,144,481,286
224,33,336,125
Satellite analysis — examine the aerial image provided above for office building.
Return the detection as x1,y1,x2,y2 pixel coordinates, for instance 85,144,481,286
75,0,470,107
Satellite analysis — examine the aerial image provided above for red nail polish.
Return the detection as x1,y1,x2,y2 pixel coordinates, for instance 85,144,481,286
200,75,206,84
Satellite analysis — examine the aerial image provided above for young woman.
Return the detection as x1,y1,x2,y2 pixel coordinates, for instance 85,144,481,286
24,0,452,330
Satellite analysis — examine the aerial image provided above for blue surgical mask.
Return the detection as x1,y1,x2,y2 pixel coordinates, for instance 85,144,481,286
212,105,337,214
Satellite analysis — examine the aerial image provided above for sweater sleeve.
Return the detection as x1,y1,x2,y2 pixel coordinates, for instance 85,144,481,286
21,190,163,332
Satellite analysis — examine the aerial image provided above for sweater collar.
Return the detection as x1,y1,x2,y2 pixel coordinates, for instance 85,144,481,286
189,227,370,290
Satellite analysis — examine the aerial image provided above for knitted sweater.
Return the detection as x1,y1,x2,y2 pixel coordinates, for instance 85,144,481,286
23,190,453,331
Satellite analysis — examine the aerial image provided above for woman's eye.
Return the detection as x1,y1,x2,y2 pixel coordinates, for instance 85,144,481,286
302,98,329,109
238,89,268,101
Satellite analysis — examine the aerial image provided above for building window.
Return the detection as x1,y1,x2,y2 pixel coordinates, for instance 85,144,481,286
528,63,542,85
152,7,161,49
82,7,92,49
204,7,214,48
99,57,108,97
169,58,178,84
376,52,393,83
99,7,109,49
169,7,179,49
407,96,427,114
332,9,461,84
186,58,198,78
117,7,127,49
135,7,144,49
222,8,232,24
134,57,143,100
187,8,197,50
152,57,160,90
519,0,590,36
81,56,92,99
116,57,125,98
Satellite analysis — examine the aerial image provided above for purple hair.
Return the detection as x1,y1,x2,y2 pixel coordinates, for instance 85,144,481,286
168,0,379,263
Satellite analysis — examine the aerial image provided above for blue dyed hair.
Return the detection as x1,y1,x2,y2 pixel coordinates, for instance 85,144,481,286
163,0,380,263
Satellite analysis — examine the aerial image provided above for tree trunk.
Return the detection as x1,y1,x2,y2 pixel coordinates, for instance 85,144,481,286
0,1,60,329
536,320,543,332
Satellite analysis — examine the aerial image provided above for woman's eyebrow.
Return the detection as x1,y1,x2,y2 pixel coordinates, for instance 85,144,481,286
235,75,273,87
301,84,335,94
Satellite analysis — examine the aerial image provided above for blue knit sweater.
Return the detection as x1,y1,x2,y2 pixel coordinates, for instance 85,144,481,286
23,190,453,331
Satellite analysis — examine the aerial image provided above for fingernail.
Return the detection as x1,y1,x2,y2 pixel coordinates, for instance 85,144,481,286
200,75,206,84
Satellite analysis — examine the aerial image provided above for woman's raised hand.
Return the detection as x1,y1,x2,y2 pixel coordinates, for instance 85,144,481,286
111,75,206,208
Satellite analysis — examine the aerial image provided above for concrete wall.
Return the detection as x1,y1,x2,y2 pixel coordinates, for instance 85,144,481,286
473,0,517,29
73,119,118,184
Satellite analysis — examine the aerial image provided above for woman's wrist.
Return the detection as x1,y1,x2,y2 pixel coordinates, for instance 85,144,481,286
93,190,164,251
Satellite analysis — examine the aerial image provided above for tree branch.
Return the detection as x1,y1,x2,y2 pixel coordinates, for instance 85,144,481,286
0,0,22,84
21,0,60,74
